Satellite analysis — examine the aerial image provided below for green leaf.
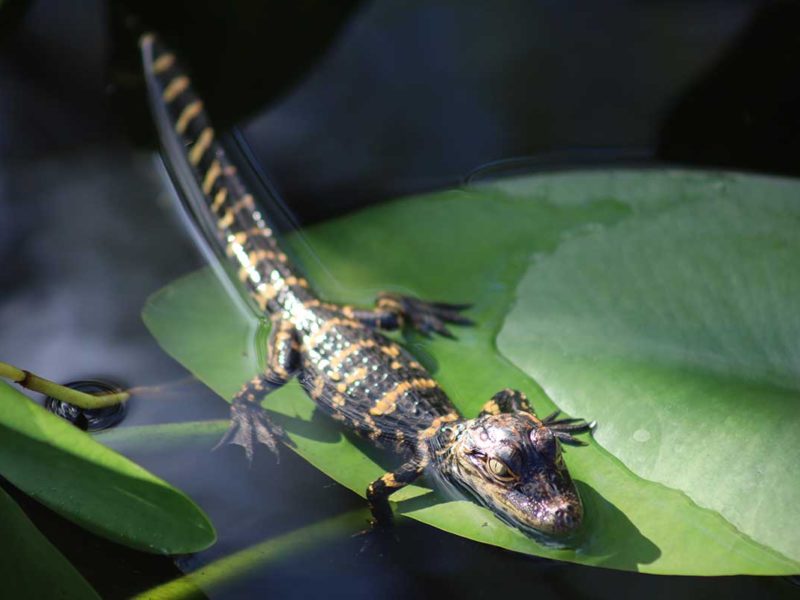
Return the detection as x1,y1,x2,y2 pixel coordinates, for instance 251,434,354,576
0,382,216,553
96,420,228,454
142,169,799,574
0,485,100,599
133,509,368,600
497,172,800,569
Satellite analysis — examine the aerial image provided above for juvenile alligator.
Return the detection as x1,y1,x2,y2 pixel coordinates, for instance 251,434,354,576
140,33,593,538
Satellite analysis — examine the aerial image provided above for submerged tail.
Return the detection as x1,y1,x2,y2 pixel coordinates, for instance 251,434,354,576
139,33,313,313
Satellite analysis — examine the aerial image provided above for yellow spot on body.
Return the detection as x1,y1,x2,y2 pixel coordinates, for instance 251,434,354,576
250,249,277,264
380,345,400,358
378,297,402,311
233,194,255,212
162,76,189,102
202,160,221,194
274,331,293,345
218,210,235,230
332,394,346,407
175,100,203,135
336,383,347,394
382,473,398,487
189,127,214,165
305,318,362,349
152,52,175,74
345,367,367,385
418,412,460,440
482,400,501,415
311,377,325,399
254,284,277,307
252,295,268,310
277,253,288,263
236,250,277,286
390,361,402,370
217,194,256,230
364,424,383,440
342,305,355,318
244,226,273,239
523,412,543,426
329,339,375,370
409,361,423,370
370,378,438,416
212,188,227,213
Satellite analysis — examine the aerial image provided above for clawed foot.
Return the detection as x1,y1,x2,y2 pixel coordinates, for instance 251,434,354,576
214,398,292,463
379,293,473,338
542,411,595,446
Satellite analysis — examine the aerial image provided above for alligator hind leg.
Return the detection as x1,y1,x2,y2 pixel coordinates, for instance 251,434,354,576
217,318,299,462
345,292,473,338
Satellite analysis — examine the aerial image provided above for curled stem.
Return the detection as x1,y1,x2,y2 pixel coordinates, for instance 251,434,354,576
0,361,129,409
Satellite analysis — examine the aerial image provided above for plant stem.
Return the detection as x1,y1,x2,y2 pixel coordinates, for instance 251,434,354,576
0,361,129,409
133,508,370,599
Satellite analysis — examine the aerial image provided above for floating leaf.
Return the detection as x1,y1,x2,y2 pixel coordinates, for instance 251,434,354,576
497,173,800,567
142,169,799,574
96,420,228,454
0,382,216,553
0,485,100,599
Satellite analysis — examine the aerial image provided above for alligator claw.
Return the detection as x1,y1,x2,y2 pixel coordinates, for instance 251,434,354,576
542,410,594,445
381,294,474,339
214,398,291,463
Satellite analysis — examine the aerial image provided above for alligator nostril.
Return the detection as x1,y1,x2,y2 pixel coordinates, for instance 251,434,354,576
554,507,577,530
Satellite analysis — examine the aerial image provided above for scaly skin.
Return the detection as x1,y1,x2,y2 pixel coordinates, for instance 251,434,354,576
140,33,593,539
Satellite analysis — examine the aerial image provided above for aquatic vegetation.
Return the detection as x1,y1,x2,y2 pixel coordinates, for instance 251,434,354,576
140,169,800,576
0,381,216,596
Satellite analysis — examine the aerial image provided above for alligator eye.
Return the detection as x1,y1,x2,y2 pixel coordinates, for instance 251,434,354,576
487,457,516,482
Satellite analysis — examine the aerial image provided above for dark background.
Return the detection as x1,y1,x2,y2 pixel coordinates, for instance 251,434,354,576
1,0,798,597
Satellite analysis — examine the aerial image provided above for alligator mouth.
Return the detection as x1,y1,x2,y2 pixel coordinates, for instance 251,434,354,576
500,486,584,538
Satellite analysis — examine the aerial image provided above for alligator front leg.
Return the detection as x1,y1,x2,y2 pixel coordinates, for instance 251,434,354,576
366,457,427,528
216,317,299,461
479,388,534,416
344,292,473,338
479,388,594,446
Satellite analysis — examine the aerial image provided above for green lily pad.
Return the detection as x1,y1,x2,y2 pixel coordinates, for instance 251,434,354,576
497,171,800,567
142,169,799,574
0,485,100,599
0,382,216,553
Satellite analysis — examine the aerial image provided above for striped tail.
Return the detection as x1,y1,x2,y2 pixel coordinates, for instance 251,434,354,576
140,33,314,313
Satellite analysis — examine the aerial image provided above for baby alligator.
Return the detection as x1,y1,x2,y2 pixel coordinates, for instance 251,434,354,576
140,33,593,538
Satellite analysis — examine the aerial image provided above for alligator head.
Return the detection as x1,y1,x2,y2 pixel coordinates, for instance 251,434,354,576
429,396,591,539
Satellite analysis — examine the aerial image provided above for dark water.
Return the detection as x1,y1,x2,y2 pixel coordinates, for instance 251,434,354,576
1,1,798,597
